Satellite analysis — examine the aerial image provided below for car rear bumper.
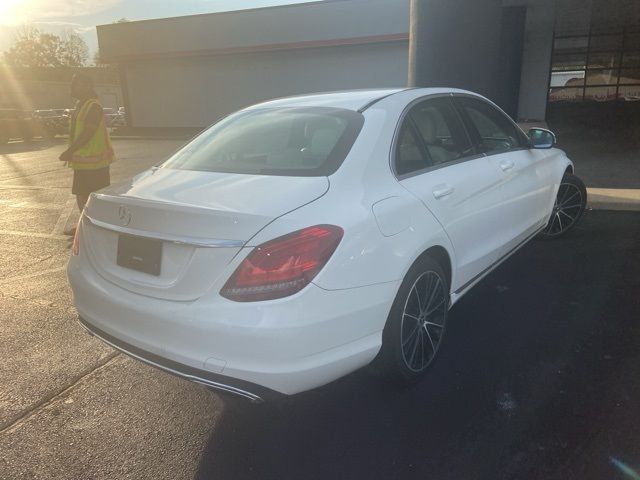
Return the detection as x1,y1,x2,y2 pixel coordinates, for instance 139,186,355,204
77,316,279,403
68,258,398,398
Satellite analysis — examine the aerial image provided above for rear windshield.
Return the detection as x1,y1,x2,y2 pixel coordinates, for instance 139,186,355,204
163,107,364,176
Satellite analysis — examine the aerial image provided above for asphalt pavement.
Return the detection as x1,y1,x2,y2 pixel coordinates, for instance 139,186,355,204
1,138,639,480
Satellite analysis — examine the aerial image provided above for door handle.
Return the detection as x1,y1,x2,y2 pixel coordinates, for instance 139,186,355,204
432,185,455,199
500,160,515,171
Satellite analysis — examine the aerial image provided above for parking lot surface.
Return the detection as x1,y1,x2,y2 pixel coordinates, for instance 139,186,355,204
1,139,639,480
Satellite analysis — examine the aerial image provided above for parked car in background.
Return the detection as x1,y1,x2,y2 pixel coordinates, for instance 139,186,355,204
116,107,127,127
62,109,75,123
0,109,51,144
34,108,67,118
549,72,640,103
103,107,126,128
33,109,69,138
69,88,587,402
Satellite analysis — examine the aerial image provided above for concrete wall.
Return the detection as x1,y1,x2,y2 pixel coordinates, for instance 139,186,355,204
408,0,505,101
555,0,592,35
516,0,555,121
124,41,409,128
98,0,410,61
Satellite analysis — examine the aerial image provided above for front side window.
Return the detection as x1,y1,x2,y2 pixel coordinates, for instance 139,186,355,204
456,97,527,154
163,107,364,176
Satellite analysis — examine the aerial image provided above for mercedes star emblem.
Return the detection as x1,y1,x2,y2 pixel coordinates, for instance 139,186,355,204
118,205,132,226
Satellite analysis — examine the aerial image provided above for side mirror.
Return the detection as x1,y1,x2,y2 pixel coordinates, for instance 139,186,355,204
528,128,556,149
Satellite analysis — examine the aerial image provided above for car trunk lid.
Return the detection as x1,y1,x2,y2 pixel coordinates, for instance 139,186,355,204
81,168,329,301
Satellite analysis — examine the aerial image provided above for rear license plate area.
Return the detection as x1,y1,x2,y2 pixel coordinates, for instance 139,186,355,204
116,234,162,276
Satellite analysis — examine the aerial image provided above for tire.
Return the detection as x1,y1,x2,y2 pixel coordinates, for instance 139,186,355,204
43,128,56,141
538,173,587,239
20,129,33,144
375,255,450,383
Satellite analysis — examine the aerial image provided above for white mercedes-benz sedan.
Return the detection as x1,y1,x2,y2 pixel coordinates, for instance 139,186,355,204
68,88,587,402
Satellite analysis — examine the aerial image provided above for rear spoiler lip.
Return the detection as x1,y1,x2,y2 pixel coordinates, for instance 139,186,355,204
83,214,245,248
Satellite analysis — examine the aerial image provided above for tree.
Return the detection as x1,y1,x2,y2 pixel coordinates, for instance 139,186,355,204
60,32,89,67
4,26,61,67
4,26,89,68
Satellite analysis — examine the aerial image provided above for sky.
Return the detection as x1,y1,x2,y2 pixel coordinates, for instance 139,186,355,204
0,0,319,59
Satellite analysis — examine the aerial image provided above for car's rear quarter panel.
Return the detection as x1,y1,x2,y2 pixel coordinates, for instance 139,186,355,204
248,104,457,295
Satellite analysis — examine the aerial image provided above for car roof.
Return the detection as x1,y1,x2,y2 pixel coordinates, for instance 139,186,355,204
243,88,480,112
242,88,403,112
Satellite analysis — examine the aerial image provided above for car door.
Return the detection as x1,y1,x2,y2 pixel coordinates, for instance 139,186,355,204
453,96,547,254
395,96,506,292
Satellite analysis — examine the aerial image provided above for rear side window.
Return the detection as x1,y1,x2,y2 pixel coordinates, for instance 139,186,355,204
409,98,473,165
394,97,475,176
396,122,430,175
163,107,364,177
455,97,527,154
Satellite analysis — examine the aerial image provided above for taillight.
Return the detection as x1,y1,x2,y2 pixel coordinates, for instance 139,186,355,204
72,218,82,256
220,225,343,302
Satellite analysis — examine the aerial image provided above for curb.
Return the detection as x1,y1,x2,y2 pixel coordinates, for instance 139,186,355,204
587,188,640,212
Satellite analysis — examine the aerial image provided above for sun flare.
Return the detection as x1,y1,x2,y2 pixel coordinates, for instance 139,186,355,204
0,0,26,25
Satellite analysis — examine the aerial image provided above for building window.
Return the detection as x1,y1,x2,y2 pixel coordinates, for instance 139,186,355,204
549,29,640,103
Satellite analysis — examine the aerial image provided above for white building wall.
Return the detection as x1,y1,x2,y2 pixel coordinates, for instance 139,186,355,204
98,0,410,61
125,41,409,128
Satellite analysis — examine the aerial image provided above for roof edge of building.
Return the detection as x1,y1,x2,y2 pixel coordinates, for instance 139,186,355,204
97,0,349,30
102,32,409,63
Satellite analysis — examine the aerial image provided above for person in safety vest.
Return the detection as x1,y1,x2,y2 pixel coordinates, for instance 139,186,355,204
59,73,115,230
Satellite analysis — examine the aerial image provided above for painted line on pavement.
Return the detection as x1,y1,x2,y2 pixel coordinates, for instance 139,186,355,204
0,167,65,184
0,185,68,190
0,230,68,241
0,352,120,434
0,266,67,285
52,197,78,235
0,199,61,211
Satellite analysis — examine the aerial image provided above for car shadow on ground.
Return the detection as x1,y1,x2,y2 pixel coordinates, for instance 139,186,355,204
196,211,640,480
0,138,67,155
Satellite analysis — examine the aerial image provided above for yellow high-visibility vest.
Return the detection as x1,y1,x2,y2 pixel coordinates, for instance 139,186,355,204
68,98,115,171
